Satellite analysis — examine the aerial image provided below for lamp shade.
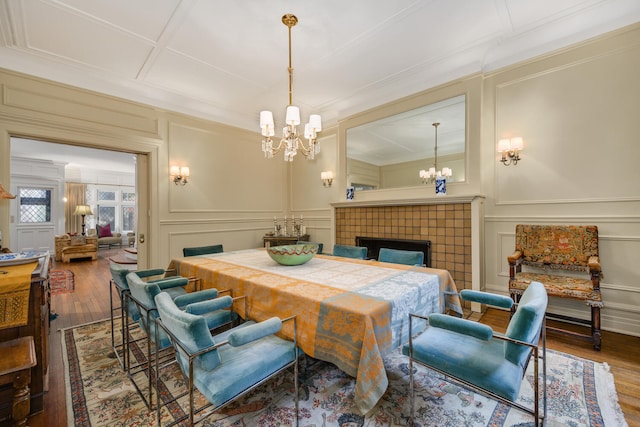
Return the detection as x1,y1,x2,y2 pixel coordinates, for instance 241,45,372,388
285,105,300,126
510,137,524,151
260,111,274,129
73,205,93,216
498,138,511,152
308,114,322,131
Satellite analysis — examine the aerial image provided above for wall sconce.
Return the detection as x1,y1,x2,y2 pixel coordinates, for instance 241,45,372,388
170,166,190,185
321,171,334,187
498,137,523,166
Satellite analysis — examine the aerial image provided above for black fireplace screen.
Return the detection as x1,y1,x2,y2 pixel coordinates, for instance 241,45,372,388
355,236,431,267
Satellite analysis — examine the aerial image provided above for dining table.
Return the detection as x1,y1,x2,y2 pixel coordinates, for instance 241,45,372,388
168,248,463,414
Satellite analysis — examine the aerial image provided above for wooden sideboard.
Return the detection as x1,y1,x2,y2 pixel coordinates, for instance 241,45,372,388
263,234,310,248
0,254,50,417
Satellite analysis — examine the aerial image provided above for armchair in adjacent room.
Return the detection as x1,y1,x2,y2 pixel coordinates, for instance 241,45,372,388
89,224,123,248
154,292,299,427
405,281,548,426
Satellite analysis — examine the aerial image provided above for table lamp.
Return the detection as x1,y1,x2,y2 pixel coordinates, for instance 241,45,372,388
73,205,93,236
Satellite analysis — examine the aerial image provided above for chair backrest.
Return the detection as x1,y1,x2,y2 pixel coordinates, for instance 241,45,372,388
299,241,323,254
126,272,162,309
155,292,220,373
378,248,424,266
183,244,224,257
515,224,598,270
504,281,548,366
333,244,367,259
110,263,130,290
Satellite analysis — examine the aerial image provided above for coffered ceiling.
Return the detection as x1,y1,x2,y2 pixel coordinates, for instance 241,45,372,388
1,0,639,134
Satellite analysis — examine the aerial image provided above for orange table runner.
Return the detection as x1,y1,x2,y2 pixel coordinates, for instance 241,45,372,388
169,249,462,414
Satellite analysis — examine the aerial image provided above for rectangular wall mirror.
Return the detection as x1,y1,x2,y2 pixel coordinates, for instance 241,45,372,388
346,95,466,191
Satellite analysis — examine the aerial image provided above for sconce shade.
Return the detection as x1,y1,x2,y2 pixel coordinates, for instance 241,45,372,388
73,205,93,216
510,137,524,151
170,165,180,176
321,171,333,180
498,139,511,152
0,183,15,199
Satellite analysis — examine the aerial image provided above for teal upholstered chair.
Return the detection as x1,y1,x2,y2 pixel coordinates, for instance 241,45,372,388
378,247,424,266
298,241,323,254
405,281,548,425
183,244,224,257
154,292,299,427
109,263,194,370
125,272,237,409
332,244,367,259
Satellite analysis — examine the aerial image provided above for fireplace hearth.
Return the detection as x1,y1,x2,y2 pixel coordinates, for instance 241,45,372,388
356,236,431,267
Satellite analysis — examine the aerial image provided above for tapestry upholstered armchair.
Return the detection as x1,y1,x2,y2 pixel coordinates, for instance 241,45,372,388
508,224,603,350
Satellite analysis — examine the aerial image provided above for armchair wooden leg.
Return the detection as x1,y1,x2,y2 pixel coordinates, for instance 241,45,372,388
592,306,602,351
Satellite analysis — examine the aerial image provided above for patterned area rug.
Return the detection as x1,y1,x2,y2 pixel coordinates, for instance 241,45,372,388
49,269,75,294
62,319,628,427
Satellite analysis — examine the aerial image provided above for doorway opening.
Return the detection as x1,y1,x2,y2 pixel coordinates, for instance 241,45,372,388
9,137,140,255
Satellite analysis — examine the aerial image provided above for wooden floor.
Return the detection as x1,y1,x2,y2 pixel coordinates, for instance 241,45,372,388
23,248,640,427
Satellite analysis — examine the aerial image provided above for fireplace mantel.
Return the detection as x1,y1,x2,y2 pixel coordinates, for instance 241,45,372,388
331,195,485,312
331,195,484,209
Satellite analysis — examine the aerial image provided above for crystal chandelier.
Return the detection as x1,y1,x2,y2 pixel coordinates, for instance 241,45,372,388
419,122,452,184
260,14,322,161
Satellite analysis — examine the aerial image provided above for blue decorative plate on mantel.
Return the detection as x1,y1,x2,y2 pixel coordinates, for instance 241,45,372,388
0,251,47,267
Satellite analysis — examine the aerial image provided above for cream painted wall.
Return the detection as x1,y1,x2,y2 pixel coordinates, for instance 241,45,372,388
290,130,338,250
482,24,640,336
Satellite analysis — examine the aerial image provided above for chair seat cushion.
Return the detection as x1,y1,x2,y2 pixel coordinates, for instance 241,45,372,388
192,333,296,408
510,272,602,304
403,327,524,401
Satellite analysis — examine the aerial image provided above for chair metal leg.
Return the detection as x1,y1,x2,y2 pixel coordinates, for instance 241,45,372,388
109,280,127,370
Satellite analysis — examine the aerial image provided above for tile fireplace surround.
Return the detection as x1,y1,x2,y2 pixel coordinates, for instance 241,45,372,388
332,195,484,310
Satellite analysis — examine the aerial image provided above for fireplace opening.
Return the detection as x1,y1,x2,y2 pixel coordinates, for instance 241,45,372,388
355,236,431,267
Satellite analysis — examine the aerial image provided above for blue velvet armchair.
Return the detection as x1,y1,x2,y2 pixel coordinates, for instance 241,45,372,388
332,244,367,259
109,263,195,370
154,292,299,427
405,281,548,426
378,247,424,266
124,271,239,409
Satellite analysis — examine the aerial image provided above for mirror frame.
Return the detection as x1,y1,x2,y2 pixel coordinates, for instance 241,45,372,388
342,93,468,193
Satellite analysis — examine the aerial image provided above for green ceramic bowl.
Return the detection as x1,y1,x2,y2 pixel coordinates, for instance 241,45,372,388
266,244,318,266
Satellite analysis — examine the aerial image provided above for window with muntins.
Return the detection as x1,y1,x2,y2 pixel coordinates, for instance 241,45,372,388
19,187,52,223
